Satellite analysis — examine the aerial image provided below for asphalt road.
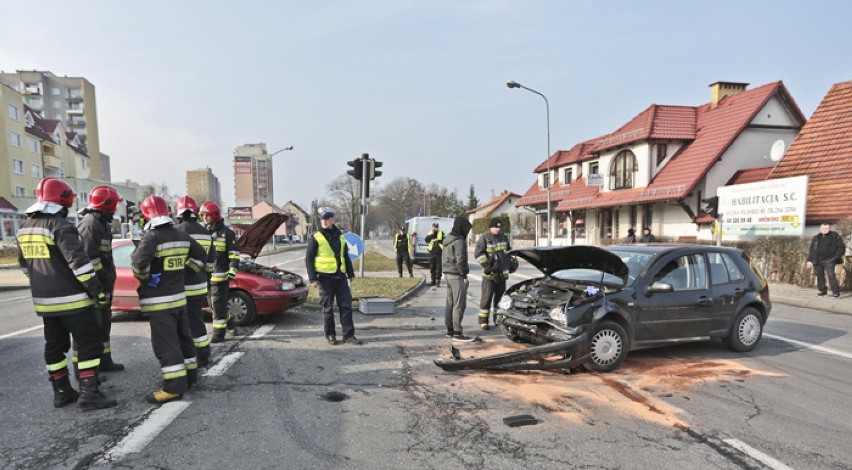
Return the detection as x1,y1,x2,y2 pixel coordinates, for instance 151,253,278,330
1,243,851,469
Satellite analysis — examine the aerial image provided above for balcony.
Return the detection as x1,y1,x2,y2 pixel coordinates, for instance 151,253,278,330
66,107,84,115
44,155,63,169
66,118,86,127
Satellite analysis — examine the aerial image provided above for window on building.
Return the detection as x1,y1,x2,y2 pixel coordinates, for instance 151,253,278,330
8,104,19,120
31,164,41,178
656,143,668,166
68,88,82,99
13,159,25,174
28,138,40,153
51,87,61,95
609,150,637,190
564,168,573,184
644,205,653,228
15,186,26,198
542,173,550,189
81,157,89,170
53,100,62,109
10,132,22,147
589,161,599,176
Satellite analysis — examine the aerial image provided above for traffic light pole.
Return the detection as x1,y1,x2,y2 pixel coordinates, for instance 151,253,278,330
359,153,369,278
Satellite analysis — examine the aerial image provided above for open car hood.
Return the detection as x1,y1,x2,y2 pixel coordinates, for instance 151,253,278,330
236,213,289,258
509,245,629,281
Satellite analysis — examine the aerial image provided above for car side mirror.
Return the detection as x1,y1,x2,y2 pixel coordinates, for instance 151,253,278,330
645,281,674,296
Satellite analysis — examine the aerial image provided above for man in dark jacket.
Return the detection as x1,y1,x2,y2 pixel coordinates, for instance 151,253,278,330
640,227,656,243
393,226,414,278
17,178,116,411
424,222,444,286
77,185,124,373
133,195,207,404
305,207,361,346
442,217,473,342
806,223,846,298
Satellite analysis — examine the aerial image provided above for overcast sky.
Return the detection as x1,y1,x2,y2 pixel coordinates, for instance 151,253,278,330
2,1,850,210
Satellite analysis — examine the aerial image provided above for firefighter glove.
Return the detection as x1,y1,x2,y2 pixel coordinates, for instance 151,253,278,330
228,267,237,280
95,292,107,308
147,272,162,288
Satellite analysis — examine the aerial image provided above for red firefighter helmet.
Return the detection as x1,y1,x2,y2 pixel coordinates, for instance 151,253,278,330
87,185,122,214
175,196,199,217
36,177,76,208
140,195,171,222
199,201,222,222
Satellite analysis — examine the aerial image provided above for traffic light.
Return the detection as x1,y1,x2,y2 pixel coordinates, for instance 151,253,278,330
369,159,383,180
702,196,719,219
125,201,136,221
347,159,362,180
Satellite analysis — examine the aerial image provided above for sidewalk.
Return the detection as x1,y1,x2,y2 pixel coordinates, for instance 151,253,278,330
2,262,850,315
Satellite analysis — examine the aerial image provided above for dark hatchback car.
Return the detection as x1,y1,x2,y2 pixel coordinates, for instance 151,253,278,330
496,244,771,372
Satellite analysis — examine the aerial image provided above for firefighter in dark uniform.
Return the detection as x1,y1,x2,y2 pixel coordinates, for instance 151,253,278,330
305,207,361,346
199,201,239,343
77,185,125,373
424,222,444,286
174,196,216,367
474,218,512,330
133,195,207,404
16,178,116,410
393,226,414,278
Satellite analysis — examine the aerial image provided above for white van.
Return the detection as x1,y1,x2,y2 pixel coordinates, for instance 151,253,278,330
403,216,456,264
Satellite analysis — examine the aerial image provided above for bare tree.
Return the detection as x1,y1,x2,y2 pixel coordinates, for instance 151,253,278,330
373,177,424,230
326,174,360,232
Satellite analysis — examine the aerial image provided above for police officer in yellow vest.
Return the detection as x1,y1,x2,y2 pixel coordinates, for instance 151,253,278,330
424,222,444,286
305,207,362,346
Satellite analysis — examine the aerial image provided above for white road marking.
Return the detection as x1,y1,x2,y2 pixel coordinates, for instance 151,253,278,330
0,324,44,340
3,295,31,302
275,258,304,266
764,333,852,360
723,438,793,470
250,324,275,338
203,352,245,376
103,401,191,460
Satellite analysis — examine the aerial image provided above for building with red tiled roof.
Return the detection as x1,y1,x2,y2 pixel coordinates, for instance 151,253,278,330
467,190,524,231
517,81,806,245
768,81,852,224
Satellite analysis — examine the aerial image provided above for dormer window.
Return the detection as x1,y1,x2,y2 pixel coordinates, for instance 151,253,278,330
563,168,573,184
542,173,550,189
609,150,637,190
655,143,668,166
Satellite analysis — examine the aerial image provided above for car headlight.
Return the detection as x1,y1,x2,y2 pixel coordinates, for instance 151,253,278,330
278,282,296,291
498,295,513,310
549,306,566,324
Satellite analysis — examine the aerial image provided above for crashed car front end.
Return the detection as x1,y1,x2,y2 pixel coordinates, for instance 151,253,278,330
497,277,610,344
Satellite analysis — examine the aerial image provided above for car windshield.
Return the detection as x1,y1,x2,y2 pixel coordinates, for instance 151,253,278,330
551,268,625,289
606,249,654,286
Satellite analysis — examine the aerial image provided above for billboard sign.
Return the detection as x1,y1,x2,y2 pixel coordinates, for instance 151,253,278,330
227,207,253,224
717,175,808,237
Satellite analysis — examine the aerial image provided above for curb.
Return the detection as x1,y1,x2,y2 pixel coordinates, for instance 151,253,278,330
303,273,427,310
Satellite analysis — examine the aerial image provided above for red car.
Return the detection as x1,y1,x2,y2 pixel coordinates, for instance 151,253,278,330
111,214,308,325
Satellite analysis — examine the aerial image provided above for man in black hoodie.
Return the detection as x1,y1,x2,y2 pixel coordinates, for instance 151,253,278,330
806,223,846,298
442,216,474,342
305,207,361,345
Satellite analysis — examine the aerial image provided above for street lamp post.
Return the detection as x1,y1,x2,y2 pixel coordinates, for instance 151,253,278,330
268,145,294,249
507,80,551,247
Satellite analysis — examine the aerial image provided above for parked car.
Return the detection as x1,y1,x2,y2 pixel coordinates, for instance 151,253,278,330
111,216,308,325
496,244,771,372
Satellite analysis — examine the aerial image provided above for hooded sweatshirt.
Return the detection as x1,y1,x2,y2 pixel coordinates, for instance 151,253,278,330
442,217,472,277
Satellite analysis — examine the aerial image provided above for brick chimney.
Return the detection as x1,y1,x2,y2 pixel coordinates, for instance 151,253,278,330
709,81,749,107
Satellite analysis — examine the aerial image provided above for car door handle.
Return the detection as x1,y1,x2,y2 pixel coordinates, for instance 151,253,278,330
698,296,713,306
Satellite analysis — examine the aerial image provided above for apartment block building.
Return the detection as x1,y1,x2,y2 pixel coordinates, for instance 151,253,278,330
234,143,275,207
186,167,222,206
0,70,102,181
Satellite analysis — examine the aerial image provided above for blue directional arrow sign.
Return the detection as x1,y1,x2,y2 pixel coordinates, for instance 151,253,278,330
344,232,364,260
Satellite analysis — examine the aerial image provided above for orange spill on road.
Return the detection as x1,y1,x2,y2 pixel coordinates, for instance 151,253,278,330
424,342,784,428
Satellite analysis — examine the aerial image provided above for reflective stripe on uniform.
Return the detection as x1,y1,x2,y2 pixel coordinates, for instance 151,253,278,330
77,358,101,370
46,358,68,372
139,292,187,312
210,272,228,282
32,292,95,313
313,232,346,273
162,363,187,380
185,357,198,370
185,281,208,297
91,257,103,271
193,334,210,348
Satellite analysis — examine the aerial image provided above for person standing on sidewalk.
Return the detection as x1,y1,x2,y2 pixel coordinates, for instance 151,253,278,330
174,196,216,368
640,227,657,243
442,216,473,341
199,201,239,343
424,222,444,286
133,195,207,404
17,177,116,411
474,218,512,330
77,185,125,374
305,207,361,346
806,223,846,298
393,226,414,278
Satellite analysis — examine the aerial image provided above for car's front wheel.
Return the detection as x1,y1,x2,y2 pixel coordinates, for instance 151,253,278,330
584,321,628,372
228,290,257,326
723,307,763,352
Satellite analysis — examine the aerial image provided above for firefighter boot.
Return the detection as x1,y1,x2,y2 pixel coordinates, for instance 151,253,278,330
77,370,117,411
479,311,490,330
187,368,199,390
197,346,211,369
50,374,79,408
145,390,183,405
100,354,125,372
210,328,227,344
